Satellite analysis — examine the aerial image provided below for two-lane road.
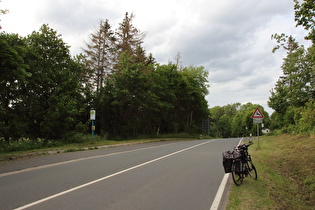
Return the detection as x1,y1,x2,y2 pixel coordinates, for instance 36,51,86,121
0,138,240,210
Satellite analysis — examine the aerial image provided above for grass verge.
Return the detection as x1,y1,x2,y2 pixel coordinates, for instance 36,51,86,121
0,133,206,162
227,134,315,210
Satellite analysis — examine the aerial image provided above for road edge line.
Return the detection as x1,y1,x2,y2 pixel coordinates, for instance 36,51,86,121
210,173,230,210
210,137,244,210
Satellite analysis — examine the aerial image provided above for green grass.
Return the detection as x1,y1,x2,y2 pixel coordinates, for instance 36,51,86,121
0,133,206,162
227,134,315,210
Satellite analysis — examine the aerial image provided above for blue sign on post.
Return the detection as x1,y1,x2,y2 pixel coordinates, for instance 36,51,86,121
90,110,96,138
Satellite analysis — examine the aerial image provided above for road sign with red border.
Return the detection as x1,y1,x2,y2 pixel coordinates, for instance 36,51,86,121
251,108,264,118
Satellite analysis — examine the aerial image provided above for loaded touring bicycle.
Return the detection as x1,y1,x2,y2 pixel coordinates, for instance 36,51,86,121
222,142,257,186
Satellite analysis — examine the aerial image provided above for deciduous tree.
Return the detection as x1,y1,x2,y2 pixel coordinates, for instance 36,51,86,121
0,33,29,143
24,24,84,139
294,0,315,43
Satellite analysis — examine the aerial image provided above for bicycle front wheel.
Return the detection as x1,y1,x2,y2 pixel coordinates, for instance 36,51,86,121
231,161,243,186
247,160,257,180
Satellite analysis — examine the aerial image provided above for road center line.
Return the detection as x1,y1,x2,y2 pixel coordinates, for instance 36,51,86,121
15,140,216,210
0,143,176,178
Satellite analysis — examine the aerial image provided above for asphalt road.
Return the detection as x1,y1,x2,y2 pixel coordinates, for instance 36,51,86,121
0,138,240,210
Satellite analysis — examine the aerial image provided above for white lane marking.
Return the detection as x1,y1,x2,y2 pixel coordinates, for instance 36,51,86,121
238,137,244,146
210,173,230,210
14,140,216,210
210,138,243,210
0,143,177,178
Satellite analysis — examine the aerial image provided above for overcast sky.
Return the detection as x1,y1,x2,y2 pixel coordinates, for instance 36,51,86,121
1,0,311,115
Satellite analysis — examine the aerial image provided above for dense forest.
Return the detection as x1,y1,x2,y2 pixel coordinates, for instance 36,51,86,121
1,0,314,147
0,13,209,142
208,103,269,138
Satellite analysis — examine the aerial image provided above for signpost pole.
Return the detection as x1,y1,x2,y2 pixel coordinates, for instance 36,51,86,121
92,120,95,138
90,109,96,139
257,123,260,149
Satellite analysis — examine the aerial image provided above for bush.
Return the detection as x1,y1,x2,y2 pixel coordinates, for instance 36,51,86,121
270,100,315,135
0,138,61,152
296,100,315,134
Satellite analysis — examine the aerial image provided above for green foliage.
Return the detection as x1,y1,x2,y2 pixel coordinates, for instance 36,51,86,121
217,115,231,138
1,13,210,146
0,33,30,142
293,100,315,134
209,103,269,138
0,137,61,152
269,2,315,135
99,54,209,139
294,0,315,43
23,24,85,140
0,25,88,143
269,35,312,113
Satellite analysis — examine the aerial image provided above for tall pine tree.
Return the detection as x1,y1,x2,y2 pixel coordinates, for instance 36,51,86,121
115,12,147,68
83,19,116,93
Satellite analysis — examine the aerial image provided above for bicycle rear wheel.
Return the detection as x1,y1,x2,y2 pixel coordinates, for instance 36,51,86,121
247,160,257,180
231,161,243,186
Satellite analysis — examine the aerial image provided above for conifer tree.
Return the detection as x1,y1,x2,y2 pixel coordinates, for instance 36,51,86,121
115,12,146,67
84,19,115,93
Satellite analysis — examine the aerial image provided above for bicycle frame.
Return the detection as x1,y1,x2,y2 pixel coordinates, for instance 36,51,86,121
231,143,257,186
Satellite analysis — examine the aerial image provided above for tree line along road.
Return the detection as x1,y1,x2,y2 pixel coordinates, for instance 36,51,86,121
0,138,240,210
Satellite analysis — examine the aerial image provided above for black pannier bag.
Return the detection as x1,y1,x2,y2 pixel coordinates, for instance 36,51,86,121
222,149,241,173
222,150,233,173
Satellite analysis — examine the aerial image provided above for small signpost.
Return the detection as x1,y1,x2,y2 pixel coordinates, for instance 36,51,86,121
251,107,264,148
253,118,263,123
90,109,96,138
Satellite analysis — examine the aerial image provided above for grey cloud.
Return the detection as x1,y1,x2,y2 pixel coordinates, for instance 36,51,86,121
18,0,302,114
37,0,118,33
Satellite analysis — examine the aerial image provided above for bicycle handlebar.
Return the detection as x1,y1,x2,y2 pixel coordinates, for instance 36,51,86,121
237,142,254,150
